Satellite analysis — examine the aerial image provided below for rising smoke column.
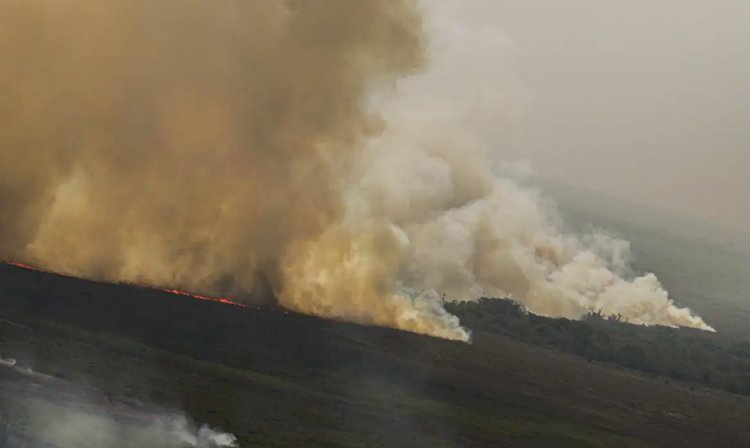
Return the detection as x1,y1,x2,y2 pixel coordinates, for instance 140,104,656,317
345,2,712,332
0,0,710,340
0,0,468,340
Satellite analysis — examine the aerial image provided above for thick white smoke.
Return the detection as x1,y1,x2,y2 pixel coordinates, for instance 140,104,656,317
330,2,713,332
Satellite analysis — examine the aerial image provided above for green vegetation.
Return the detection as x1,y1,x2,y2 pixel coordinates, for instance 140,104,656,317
0,308,654,448
2,263,750,447
447,298,750,395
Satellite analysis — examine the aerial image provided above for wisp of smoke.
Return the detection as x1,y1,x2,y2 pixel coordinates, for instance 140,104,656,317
0,0,711,340
21,408,237,448
0,355,238,447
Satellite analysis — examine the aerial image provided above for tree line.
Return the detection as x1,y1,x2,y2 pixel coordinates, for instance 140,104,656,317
446,298,750,396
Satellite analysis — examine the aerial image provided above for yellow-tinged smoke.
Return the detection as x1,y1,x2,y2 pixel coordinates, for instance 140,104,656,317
0,0,711,341
0,0,470,339
281,221,469,341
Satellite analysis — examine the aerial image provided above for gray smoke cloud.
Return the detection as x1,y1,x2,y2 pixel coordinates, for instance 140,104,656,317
1,355,237,448
0,0,711,340
332,1,712,331
11,408,238,448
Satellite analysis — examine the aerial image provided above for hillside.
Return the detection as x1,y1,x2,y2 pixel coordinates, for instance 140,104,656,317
1,263,749,447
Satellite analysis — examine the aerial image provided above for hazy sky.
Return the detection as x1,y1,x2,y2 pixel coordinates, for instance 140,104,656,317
421,1,750,236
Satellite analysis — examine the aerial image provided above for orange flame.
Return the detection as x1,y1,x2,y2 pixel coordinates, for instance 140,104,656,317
7,261,247,308
158,288,247,308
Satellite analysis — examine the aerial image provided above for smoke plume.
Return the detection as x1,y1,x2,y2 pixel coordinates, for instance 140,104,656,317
0,0,710,340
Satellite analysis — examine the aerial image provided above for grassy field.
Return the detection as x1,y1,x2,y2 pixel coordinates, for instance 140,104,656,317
1,264,749,447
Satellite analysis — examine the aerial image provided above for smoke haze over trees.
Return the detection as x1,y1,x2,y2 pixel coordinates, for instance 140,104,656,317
0,0,713,339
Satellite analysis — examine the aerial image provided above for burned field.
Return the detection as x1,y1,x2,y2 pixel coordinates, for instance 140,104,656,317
1,263,749,447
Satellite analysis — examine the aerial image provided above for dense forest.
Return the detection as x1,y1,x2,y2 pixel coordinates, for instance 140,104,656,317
447,298,750,396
